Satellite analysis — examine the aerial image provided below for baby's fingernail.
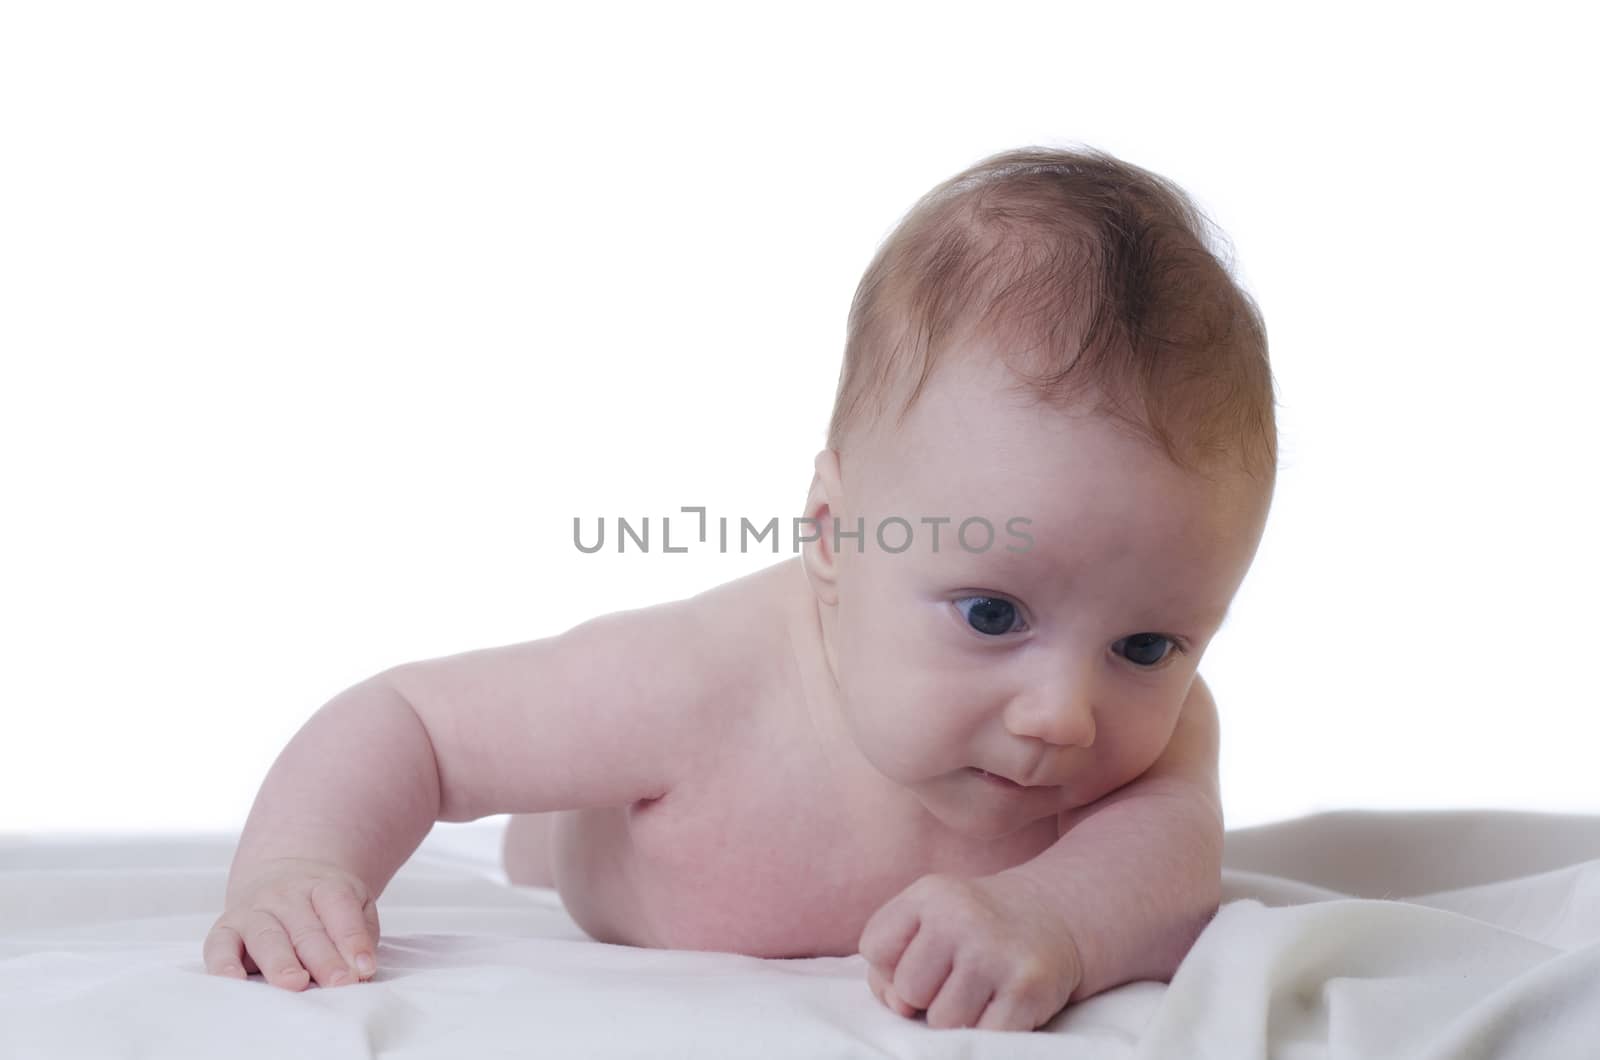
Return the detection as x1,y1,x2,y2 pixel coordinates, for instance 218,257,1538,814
355,954,374,976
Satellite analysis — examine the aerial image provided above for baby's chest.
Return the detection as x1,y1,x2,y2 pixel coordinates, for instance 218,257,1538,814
621,768,921,957
615,753,1059,959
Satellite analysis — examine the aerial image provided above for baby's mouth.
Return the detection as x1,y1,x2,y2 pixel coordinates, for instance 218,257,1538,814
969,767,1024,789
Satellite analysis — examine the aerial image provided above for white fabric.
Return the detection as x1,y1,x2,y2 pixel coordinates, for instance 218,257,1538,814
2,810,1597,1058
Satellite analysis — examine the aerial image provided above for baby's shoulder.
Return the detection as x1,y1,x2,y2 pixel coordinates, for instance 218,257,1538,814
674,558,800,695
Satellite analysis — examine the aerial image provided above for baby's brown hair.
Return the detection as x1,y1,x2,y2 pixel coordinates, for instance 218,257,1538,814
826,144,1278,487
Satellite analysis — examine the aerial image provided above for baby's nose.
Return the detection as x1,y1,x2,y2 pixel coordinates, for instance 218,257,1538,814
1009,684,1096,749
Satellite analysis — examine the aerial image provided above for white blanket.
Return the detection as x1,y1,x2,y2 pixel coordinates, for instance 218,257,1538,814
2,810,1597,1059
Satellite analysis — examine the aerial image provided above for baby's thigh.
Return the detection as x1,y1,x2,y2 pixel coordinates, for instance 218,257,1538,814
503,812,558,887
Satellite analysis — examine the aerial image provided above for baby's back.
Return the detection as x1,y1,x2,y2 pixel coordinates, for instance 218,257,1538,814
500,558,1060,957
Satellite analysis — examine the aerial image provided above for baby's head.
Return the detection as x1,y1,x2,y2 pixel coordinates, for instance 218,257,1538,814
798,145,1277,838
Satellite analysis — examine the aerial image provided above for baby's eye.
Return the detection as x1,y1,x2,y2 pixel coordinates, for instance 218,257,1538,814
1115,633,1179,668
954,596,1026,636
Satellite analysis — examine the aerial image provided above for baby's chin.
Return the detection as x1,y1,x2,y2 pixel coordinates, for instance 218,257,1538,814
909,772,1061,841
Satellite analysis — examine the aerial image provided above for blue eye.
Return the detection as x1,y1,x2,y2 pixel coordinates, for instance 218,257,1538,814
1116,633,1179,667
954,596,1024,636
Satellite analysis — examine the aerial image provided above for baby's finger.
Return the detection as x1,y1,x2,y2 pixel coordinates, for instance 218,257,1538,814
274,900,356,989
867,965,916,1018
870,960,921,1024
310,878,377,979
202,922,247,978
243,908,311,991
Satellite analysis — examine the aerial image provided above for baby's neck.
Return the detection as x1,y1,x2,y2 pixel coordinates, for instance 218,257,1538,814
781,557,845,751
779,559,934,822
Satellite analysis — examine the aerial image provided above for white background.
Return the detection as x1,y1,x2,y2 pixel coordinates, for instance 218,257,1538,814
2,2,1594,835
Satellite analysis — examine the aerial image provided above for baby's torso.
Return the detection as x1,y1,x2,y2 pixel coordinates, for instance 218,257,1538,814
545,559,1060,958
549,728,1060,958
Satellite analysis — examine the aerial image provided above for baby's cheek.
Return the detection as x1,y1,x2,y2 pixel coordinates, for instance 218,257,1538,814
1069,737,1153,804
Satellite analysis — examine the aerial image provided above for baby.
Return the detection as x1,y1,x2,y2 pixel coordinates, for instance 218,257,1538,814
203,144,1277,1033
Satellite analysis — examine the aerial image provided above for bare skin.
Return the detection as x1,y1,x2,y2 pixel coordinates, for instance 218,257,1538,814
506,350,1270,964
506,555,1064,958
208,344,1268,1027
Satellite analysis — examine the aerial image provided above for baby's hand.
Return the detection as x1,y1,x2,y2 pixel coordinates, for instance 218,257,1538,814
859,872,1083,1032
202,857,381,990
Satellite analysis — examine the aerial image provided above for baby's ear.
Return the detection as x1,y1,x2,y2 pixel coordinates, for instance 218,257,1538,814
801,448,844,607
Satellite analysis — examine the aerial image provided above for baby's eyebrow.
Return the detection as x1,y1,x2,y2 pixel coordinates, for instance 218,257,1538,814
958,546,1230,628
1121,596,1230,630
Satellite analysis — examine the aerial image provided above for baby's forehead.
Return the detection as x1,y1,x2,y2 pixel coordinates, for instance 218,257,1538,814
849,354,1261,512
857,408,1173,497
854,435,1256,565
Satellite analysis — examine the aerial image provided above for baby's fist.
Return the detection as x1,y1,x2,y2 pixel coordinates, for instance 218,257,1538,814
859,871,1083,1032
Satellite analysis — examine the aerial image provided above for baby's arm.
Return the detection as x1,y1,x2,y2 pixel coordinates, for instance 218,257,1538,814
208,601,716,988
222,677,439,924
1004,673,1224,1002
